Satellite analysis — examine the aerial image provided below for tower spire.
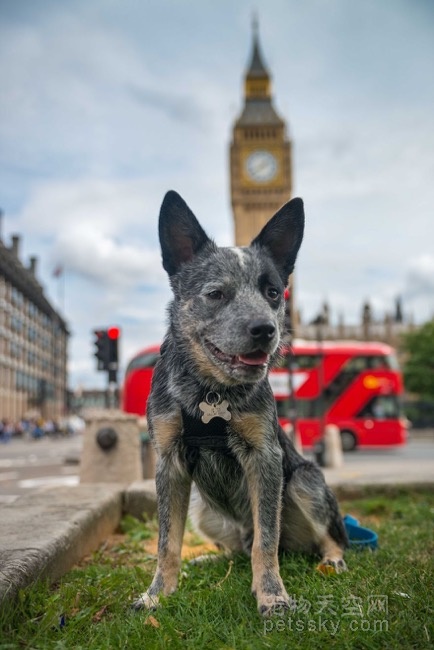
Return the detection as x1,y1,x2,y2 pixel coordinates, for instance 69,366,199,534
245,15,271,99
252,11,259,39
247,14,269,79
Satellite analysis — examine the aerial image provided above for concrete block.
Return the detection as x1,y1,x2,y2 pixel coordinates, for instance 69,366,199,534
0,484,123,603
123,479,157,519
80,410,142,483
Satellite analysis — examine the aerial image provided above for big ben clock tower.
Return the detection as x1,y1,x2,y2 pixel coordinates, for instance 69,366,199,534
230,21,292,247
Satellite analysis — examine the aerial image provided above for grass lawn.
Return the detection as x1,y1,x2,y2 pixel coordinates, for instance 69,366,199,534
1,489,433,649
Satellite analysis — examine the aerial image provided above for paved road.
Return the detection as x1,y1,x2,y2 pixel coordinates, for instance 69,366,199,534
1,431,433,503
0,435,82,502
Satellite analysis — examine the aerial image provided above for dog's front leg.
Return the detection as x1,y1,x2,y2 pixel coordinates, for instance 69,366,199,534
246,445,292,617
133,449,191,610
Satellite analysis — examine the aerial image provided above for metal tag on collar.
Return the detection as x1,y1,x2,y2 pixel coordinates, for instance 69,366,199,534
199,391,231,424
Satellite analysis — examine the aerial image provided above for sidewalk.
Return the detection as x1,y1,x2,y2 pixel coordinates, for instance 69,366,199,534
324,462,434,498
323,446,434,493
1,453,433,605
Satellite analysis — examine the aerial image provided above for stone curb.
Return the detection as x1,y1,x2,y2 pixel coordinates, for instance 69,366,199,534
0,484,124,605
330,481,434,500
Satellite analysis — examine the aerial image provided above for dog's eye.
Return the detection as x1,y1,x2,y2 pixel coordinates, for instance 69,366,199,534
207,290,224,300
267,287,280,301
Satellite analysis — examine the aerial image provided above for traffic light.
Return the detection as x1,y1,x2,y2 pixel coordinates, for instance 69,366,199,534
93,326,120,383
107,326,120,383
94,329,110,371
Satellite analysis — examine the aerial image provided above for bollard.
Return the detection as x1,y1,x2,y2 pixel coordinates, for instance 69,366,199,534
323,424,344,468
80,410,142,483
282,422,303,456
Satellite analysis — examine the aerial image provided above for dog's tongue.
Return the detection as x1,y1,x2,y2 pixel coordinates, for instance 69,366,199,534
238,350,269,366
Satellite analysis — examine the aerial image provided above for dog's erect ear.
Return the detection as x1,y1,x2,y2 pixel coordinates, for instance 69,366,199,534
159,191,212,276
251,197,305,281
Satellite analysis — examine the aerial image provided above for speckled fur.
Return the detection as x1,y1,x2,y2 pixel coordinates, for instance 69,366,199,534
132,191,348,616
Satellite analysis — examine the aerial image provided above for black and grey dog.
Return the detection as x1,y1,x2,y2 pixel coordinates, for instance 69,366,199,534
134,191,348,616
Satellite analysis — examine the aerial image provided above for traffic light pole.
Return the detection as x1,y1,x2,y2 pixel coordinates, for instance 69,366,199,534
93,327,121,409
107,380,118,409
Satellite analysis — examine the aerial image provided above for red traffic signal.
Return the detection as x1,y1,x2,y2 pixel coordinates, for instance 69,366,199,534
107,326,120,340
93,327,120,379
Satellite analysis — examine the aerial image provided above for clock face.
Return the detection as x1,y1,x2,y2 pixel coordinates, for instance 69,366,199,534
245,150,278,183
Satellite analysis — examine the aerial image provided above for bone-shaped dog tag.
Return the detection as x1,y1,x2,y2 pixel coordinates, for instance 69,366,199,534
199,399,231,424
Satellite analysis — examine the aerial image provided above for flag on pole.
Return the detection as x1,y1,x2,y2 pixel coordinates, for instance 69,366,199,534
52,265,63,278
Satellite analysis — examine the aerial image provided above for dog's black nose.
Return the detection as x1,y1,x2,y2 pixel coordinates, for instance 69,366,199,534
248,319,276,342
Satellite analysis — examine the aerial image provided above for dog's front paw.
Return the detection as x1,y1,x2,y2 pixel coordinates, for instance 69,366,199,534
317,558,348,575
131,591,161,611
256,591,296,617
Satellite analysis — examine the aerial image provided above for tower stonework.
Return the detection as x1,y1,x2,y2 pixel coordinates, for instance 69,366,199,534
230,24,292,246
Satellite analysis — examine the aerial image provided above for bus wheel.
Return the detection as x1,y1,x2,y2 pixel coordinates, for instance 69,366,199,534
340,430,357,452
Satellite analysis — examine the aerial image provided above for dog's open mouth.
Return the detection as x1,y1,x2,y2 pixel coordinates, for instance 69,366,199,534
205,341,269,368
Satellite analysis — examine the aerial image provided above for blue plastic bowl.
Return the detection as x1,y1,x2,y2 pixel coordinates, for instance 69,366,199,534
343,515,378,550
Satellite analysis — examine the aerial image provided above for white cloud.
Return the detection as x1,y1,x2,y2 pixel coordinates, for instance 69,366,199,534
54,229,163,288
405,255,434,296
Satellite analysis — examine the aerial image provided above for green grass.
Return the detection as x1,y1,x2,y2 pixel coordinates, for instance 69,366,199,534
1,490,433,649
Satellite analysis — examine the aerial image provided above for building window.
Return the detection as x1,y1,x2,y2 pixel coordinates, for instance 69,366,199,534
11,315,23,332
28,326,38,342
10,341,22,358
11,287,24,306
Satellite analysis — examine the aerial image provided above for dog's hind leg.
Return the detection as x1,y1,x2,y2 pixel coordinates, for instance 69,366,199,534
316,486,349,574
132,451,191,610
282,462,348,573
189,485,245,553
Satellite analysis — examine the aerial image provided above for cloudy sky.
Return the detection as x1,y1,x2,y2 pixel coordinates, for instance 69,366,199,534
1,0,433,389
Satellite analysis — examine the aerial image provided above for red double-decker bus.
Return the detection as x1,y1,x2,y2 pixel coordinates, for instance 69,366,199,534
271,340,407,450
122,340,407,450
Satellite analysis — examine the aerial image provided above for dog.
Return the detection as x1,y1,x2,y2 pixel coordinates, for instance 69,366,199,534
133,190,348,616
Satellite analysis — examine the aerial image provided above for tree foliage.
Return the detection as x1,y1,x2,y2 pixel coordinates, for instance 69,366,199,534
402,320,434,399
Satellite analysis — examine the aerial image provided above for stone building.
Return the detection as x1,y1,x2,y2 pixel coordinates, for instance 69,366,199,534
296,298,415,349
0,213,69,422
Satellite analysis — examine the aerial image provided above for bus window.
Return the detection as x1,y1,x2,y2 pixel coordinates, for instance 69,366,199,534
343,355,390,372
296,398,322,418
276,399,290,418
385,354,400,370
357,395,401,420
274,354,320,369
367,356,386,369
344,356,369,372
126,351,160,372
296,355,321,369
276,398,321,419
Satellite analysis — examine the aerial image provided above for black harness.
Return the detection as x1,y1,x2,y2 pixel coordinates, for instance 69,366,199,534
181,408,235,475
